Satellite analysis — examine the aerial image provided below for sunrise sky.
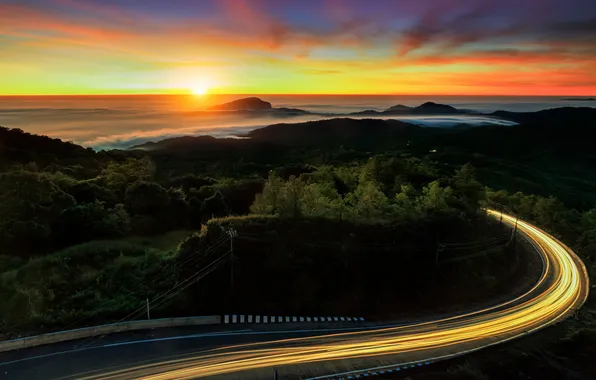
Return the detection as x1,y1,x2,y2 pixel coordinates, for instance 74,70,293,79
1,0,596,96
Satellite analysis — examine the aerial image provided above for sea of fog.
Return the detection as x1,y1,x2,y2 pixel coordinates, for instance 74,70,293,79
0,95,593,150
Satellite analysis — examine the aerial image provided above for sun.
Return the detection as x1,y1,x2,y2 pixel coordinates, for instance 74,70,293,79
190,82,210,96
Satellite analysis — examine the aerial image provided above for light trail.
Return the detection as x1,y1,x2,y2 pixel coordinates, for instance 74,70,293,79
76,210,589,379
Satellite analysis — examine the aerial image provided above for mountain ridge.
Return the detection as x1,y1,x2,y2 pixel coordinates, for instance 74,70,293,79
129,105,596,150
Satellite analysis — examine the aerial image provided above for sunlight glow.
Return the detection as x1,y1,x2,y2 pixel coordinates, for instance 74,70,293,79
190,81,210,96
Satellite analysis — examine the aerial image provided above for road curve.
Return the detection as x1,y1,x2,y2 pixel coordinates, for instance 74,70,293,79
2,210,590,379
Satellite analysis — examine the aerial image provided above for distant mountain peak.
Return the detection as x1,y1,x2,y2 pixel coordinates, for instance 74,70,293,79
379,102,460,115
385,104,412,112
209,97,272,111
417,102,458,111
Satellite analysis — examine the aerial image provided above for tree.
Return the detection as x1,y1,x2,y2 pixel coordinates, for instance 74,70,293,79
216,179,264,214
299,183,338,217
166,175,215,193
533,196,563,231
103,203,131,236
54,201,131,246
453,163,484,211
359,157,381,184
486,189,510,205
394,184,417,218
102,157,155,192
0,171,75,224
417,181,454,212
165,187,190,229
278,176,305,218
54,201,108,245
67,181,117,206
334,166,359,194
124,181,169,216
347,180,389,221
250,173,284,215
0,170,75,255
511,192,537,218
580,209,596,246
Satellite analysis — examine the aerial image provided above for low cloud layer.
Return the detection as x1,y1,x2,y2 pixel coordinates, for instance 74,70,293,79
0,95,550,150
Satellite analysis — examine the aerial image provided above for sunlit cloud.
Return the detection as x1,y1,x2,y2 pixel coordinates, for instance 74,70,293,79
0,0,595,95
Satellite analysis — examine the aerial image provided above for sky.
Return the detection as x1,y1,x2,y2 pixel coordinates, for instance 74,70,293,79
1,0,596,96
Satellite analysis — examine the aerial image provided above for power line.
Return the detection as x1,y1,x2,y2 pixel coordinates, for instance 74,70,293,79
76,250,231,349
62,234,230,331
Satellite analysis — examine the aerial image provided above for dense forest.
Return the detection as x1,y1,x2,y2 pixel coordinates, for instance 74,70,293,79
1,106,596,378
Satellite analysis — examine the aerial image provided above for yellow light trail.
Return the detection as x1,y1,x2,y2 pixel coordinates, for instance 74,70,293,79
78,210,589,379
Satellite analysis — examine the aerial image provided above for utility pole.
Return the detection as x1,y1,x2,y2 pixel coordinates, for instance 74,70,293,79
227,228,238,292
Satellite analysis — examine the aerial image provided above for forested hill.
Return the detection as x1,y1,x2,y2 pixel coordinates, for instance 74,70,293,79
245,118,424,146
491,107,596,125
0,127,99,174
3,105,596,209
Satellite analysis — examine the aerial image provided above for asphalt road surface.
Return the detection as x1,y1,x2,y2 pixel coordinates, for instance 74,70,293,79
0,210,589,379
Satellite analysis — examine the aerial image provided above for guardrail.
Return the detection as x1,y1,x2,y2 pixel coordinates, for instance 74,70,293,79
0,315,220,353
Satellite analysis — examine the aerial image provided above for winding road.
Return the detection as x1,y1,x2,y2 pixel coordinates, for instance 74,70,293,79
0,210,589,379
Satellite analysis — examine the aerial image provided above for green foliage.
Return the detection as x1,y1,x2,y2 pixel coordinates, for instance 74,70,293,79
166,175,216,193
103,204,131,236
0,170,75,224
417,180,455,212
533,196,564,231
54,201,131,246
124,180,169,216
250,173,285,214
394,184,417,218
67,181,117,206
0,240,177,333
0,170,76,256
43,171,78,189
580,209,596,246
250,161,462,223
346,180,390,220
453,163,485,211
102,157,155,191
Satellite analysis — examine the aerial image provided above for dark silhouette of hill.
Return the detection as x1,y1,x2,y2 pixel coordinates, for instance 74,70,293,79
0,126,99,172
206,97,312,116
414,102,461,114
350,101,463,116
209,97,272,110
274,107,311,115
491,107,596,126
131,118,425,151
246,118,424,146
130,106,596,152
386,104,412,112
130,135,221,151
561,98,595,101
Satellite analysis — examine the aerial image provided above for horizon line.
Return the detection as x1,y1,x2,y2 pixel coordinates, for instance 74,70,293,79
1,93,594,97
